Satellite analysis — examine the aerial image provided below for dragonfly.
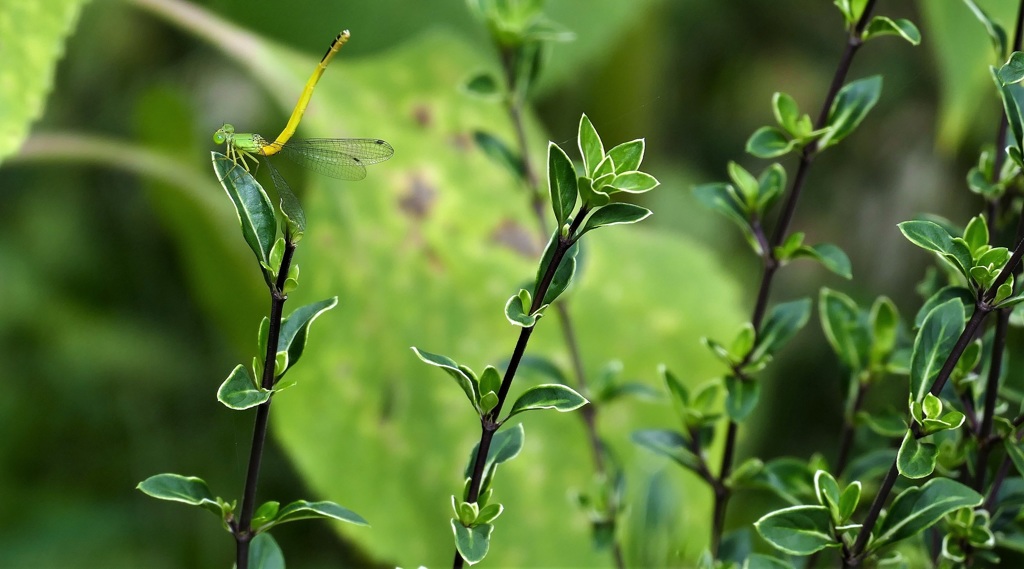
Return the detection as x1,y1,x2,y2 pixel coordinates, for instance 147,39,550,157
213,29,394,187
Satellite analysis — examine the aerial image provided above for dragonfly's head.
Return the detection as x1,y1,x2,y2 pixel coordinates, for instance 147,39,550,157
213,123,235,145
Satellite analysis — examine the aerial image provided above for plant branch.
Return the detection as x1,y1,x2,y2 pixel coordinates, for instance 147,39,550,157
454,209,590,569
234,241,297,569
974,310,1008,490
714,3,878,553
836,380,868,477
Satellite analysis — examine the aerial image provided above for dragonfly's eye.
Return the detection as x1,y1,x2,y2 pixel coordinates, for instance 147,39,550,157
213,131,226,144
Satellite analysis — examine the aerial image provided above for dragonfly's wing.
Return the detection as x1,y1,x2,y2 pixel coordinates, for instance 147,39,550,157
263,156,306,236
268,138,395,181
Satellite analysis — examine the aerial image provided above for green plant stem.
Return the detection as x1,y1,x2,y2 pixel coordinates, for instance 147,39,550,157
233,241,297,569
975,0,1024,494
499,45,626,568
713,4,878,554
454,208,590,569
836,380,868,477
845,303,991,567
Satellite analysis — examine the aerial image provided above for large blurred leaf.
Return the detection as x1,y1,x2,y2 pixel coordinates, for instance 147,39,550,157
0,0,87,164
921,0,1017,150
153,10,743,568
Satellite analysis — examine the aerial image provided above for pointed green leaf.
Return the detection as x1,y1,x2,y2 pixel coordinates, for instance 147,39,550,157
274,499,368,526
578,114,604,177
1005,439,1024,477
535,231,579,305
452,520,493,565
632,429,701,472
212,152,277,264
896,432,937,479
818,288,869,372
250,532,285,569
870,296,899,368
818,76,883,150
792,243,852,279
914,286,973,328
838,481,861,522
136,473,222,516
751,298,812,361
661,365,689,413
463,423,525,478
505,384,587,420
962,0,1007,58
724,375,760,422
412,348,480,413
462,71,501,98
607,139,644,173
747,126,797,158
754,505,839,555
218,364,272,410
473,131,524,180
747,553,796,569
813,470,841,512
579,202,652,236
547,142,578,226
606,171,659,194
278,297,338,376
909,298,965,402
963,215,989,256
874,478,984,549
252,501,281,529
862,17,921,46
692,182,760,254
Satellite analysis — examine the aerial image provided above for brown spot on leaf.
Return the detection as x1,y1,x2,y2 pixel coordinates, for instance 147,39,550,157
399,173,437,220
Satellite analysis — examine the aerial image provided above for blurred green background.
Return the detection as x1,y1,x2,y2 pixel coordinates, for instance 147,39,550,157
2,0,1021,567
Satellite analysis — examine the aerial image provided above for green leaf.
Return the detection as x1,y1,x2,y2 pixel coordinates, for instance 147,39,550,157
896,432,938,479
838,481,861,522
862,17,922,46
535,231,579,305
218,364,272,410
692,183,760,254
756,163,787,213
724,375,760,422
452,520,493,565
252,501,281,529
818,76,883,150
606,171,659,194
463,423,525,479
265,157,306,241
0,0,85,164
897,220,972,279
473,131,524,180
870,296,899,368
728,161,761,207
213,152,277,265
963,215,989,257
278,297,338,376
746,126,797,158
505,384,587,420
754,505,839,555
274,500,368,526
914,286,973,328
772,92,801,135
606,139,644,173
746,554,796,569
579,203,652,236
631,429,701,472
909,298,965,403
547,142,579,226
578,114,604,177
818,288,869,372
136,474,221,516
962,0,1008,58
661,365,689,414
813,470,841,512
504,290,537,327
462,71,501,98
873,478,984,550
792,243,852,279
1000,52,1024,85
250,533,285,569
412,348,480,414
751,298,812,362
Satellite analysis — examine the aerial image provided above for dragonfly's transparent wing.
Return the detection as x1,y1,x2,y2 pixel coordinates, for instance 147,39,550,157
263,138,395,181
263,157,306,236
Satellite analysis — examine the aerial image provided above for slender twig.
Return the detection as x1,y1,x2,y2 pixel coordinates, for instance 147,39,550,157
233,241,297,569
497,43,625,568
835,380,868,477
454,208,590,569
711,2,878,554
